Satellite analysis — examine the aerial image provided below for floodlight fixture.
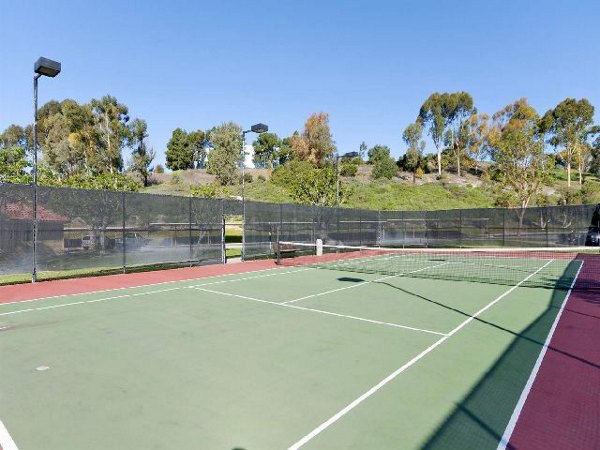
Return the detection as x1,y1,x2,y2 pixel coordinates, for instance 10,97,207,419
250,123,268,134
34,57,61,78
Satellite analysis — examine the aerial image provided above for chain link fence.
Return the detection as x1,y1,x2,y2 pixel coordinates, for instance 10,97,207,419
2,182,599,281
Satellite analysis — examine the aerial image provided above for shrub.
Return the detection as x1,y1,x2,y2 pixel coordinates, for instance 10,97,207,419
257,174,266,182
170,172,183,185
154,164,165,174
371,157,397,180
271,160,313,187
340,162,358,177
581,181,600,204
243,173,253,183
191,183,220,198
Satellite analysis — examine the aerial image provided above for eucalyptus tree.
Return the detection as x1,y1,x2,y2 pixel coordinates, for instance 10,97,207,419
91,95,130,173
402,122,426,183
488,98,550,216
128,118,155,186
539,98,595,186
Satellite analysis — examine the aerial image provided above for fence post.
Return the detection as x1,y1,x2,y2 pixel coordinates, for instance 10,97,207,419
122,191,126,273
222,213,226,264
459,210,463,248
221,200,226,264
359,210,363,247
502,208,506,247
378,210,382,247
189,196,193,266
279,203,283,248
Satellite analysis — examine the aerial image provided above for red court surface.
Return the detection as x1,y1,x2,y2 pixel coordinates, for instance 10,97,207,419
508,254,600,450
0,260,277,304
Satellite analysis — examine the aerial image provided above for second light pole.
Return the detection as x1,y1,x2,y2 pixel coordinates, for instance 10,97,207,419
241,123,268,261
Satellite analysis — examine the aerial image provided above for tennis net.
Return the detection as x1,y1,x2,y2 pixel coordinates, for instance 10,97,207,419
275,242,600,290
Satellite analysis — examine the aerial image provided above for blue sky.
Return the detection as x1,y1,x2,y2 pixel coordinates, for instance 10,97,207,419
1,0,599,167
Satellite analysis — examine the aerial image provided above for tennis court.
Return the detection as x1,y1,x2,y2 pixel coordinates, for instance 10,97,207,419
0,247,595,449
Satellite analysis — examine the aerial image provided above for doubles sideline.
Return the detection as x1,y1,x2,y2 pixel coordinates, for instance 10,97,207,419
0,267,312,317
496,261,584,450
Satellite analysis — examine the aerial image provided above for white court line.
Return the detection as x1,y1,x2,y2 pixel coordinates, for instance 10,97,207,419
0,286,182,317
282,262,450,305
0,264,305,308
496,261,584,450
0,267,312,316
0,419,19,450
286,259,555,450
193,287,446,336
188,267,313,288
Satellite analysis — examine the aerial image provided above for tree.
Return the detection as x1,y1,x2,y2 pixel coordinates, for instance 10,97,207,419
367,144,392,164
418,92,475,176
464,113,490,174
539,98,595,186
444,92,475,177
488,99,550,216
418,93,446,175
288,166,344,206
128,118,155,187
358,141,368,161
0,125,30,183
188,130,207,168
253,132,280,168
402,122,426,183
165,128,206,170
372,157,398,180
277,136,295,166
90,95,130,173
206,122,243,185
291,112,336,167
367,145,397,179
166,128,192,170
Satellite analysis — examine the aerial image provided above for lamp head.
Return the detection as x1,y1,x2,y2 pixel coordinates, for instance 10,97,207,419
250,123,268,134
34,57,61,77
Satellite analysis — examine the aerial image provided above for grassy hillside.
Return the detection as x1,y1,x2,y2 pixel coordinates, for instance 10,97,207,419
141,166,600,211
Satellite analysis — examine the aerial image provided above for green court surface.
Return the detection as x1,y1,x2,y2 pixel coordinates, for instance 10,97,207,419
0,256,577,449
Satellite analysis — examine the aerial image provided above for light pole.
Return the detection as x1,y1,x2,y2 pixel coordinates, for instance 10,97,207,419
32,57,61,282
241,123,268,261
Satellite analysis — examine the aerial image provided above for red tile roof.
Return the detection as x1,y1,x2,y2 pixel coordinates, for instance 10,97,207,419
3,203,68,222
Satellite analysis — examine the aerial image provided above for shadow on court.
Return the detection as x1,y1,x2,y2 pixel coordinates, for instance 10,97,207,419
376,258,599,449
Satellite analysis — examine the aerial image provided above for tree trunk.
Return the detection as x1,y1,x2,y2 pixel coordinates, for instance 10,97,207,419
456,151,461,177
566,163,571,188
437,151,442,176
412,169,416,183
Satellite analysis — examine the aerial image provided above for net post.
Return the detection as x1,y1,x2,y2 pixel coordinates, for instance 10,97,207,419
122,191,126,273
